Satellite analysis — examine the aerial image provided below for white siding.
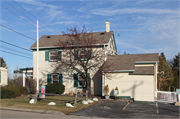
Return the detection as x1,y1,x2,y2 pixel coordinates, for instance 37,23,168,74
0,67,8,86
103,73,154,102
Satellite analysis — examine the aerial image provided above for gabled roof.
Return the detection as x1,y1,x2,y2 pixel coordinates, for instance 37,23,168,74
30,31,113,50
103,53,159,73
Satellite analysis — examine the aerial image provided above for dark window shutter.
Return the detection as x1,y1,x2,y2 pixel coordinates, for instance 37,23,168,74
59,74,63,84
88,50,91,59
0,71,1,83
87,73,90,81
74,50,78,60
58,51,61,60
45,51,49,61
73,73,78,87
47,74,51,84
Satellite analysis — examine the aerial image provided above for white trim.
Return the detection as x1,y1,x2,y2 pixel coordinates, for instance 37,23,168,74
49,51,58,61
30,43,109,50
103,70,135,73
78,74,86,87
51,74,59,83
135,61,159,63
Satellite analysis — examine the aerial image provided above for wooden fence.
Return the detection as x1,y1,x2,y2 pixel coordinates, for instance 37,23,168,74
35,89,88,107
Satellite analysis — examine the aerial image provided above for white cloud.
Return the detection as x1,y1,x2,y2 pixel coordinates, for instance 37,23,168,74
52,21,76,25
90,8,178,16
15,0,65,20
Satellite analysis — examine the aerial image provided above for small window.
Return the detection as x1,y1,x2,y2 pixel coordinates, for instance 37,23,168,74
78,74,86,87
52,74,59,83
78,49,91,60
49,51,58,61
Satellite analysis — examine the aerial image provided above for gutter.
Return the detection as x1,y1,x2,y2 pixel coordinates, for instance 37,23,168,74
102,70,135,73
30,43,109,50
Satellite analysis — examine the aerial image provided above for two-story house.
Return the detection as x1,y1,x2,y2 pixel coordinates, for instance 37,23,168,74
20,20,159,102
28,20,117,95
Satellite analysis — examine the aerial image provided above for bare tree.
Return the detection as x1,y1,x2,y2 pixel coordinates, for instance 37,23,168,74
52,26,113,96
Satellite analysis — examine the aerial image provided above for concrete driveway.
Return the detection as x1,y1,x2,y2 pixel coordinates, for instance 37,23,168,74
70,100,180,118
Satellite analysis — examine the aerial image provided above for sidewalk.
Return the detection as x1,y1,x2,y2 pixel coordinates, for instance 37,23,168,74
0,107,105,119
0,107,65,115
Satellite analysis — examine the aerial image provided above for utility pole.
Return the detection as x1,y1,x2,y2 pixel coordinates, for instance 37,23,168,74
35,17,39,103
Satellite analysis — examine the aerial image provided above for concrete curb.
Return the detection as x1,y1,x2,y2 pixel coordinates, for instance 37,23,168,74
0,107,65,115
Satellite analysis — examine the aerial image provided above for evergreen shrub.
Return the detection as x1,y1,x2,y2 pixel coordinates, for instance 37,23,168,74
46,83,65,94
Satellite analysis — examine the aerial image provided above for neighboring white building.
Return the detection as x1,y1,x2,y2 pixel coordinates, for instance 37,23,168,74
0,67,8,86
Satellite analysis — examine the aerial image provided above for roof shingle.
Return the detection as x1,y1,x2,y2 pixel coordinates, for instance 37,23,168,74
30,31,113,49
103,53,159,73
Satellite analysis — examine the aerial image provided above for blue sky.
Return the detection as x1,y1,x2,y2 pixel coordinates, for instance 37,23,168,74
0,0,179,78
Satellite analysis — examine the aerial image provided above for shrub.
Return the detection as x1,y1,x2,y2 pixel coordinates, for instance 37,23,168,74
1,85,28,99
1,86,19,99
115,86,119,95
28,78,36,94
46,83,65,94
28,78,45,94
16,86,28,95
104,85,109,95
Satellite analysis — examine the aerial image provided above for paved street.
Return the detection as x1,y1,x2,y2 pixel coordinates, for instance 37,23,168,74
1,101,180,118
1,110,104,119
70,100,180,118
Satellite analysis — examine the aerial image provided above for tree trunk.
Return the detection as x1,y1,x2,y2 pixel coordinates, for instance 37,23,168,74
86,79,91,97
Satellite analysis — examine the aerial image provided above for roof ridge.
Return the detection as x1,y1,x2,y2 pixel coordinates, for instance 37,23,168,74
42,31,113,36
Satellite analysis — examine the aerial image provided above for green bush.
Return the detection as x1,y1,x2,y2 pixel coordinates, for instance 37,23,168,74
1,86,19,99
16,86,28,95
46,83,65,94
1,85,28,99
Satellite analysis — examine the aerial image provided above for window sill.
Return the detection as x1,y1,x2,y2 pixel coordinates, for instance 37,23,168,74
77,86,86,89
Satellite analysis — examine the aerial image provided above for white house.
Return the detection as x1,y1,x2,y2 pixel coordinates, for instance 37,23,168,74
0,67,8,86
20,20,159,102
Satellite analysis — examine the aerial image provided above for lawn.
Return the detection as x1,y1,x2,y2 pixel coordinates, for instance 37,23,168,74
1,95,101,114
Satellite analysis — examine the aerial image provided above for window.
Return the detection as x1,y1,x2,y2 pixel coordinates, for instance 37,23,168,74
49,51,58,61
52,74,59,83
47,74,62,84
78,74,86,87
78,49,91,60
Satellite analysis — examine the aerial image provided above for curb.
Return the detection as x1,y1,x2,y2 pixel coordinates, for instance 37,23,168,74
0,107,65,115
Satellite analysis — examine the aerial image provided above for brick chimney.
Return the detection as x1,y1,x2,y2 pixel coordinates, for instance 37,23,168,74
105,20,110,32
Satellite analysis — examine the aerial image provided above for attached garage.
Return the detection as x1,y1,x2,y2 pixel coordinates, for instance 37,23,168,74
102,53,159,102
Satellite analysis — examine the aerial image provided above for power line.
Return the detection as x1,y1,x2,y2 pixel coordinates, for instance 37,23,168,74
11,0,61,35
1,45,32,56
0,24,36,41
0,5,36,27
0,40,32,52
0,5,50,35
2,0,54,35
0,50,33,59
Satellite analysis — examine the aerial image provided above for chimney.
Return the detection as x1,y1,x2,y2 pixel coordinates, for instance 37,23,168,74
105,20,110,32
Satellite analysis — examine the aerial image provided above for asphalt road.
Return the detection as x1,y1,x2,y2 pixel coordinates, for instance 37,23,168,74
70,100,180,118
0,110,105,119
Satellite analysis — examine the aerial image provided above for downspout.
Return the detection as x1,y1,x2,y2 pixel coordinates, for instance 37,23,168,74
104,45,106,61
156,62,158,92
155,62,158,100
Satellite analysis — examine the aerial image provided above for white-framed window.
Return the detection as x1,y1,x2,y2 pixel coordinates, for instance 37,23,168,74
52,74,59,83
78,74,86,87
49,51,58,61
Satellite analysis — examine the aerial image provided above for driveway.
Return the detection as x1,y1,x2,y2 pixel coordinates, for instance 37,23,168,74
70,100,180,118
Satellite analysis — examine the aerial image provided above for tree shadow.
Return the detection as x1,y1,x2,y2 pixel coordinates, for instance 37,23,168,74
121,81,143,99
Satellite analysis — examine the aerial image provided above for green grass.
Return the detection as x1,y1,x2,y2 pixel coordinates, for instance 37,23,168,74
1,96,100,114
